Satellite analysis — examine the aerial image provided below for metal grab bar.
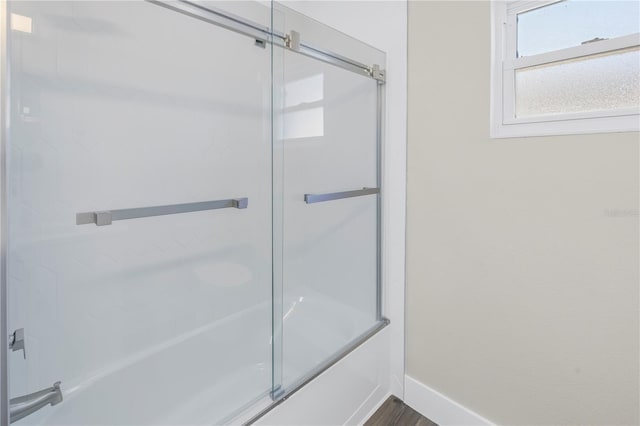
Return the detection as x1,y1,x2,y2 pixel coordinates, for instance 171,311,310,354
304,187,379,204
76,197,248,226
10,382,63,423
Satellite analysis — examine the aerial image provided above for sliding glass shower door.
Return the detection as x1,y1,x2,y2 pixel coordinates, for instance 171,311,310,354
5,1,272,424
2,1,387,424
271,4,387,398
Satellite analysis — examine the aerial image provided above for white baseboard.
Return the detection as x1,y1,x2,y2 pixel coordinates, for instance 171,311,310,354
404,375,494,426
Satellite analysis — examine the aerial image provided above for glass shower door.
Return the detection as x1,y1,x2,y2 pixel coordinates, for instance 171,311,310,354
272,5,387,396
5,1,272,424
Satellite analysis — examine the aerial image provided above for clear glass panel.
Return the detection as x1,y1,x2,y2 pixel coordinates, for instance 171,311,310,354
515,47,640,117
7,1,272,424
517,0,640,57
271,4,385,394
279,54,378,391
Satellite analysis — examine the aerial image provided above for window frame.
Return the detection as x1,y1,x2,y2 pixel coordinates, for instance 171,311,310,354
490,0,640,138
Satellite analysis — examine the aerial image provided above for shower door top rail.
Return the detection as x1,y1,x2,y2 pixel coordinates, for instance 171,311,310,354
76,198,248,226
147,0,270,43
147,0,386,82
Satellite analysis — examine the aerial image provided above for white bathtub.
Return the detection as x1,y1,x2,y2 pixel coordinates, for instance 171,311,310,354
16,289,378,426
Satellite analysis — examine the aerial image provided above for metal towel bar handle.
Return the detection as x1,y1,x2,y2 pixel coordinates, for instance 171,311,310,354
10,382,63,423
76,197,248,226
304,187,379,204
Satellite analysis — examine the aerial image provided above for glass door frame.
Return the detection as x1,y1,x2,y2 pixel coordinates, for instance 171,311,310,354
0,1,388,425
1,0,11,422
267,0,389,411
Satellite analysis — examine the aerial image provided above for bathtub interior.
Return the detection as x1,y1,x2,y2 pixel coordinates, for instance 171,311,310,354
5,1,385,424
14,290,375,426
17,307,271,426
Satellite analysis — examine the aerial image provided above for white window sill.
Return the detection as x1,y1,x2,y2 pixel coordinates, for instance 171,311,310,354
490,113,640,139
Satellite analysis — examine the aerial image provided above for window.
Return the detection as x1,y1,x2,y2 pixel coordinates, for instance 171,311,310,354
491,0,640,138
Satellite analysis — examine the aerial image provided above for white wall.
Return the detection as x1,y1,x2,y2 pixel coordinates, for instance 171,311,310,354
407,2,639,425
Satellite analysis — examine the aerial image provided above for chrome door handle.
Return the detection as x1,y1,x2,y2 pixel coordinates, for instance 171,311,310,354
76,197,249,226
10,382,63,423
304,187,379,204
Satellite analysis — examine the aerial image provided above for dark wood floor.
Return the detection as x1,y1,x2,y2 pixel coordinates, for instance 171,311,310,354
364,396,437,426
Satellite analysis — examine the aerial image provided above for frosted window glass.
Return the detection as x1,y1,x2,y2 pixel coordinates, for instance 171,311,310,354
517,0,640,57
515,48,640,117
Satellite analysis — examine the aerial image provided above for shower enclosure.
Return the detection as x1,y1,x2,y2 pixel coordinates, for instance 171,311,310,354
0,1,387,424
